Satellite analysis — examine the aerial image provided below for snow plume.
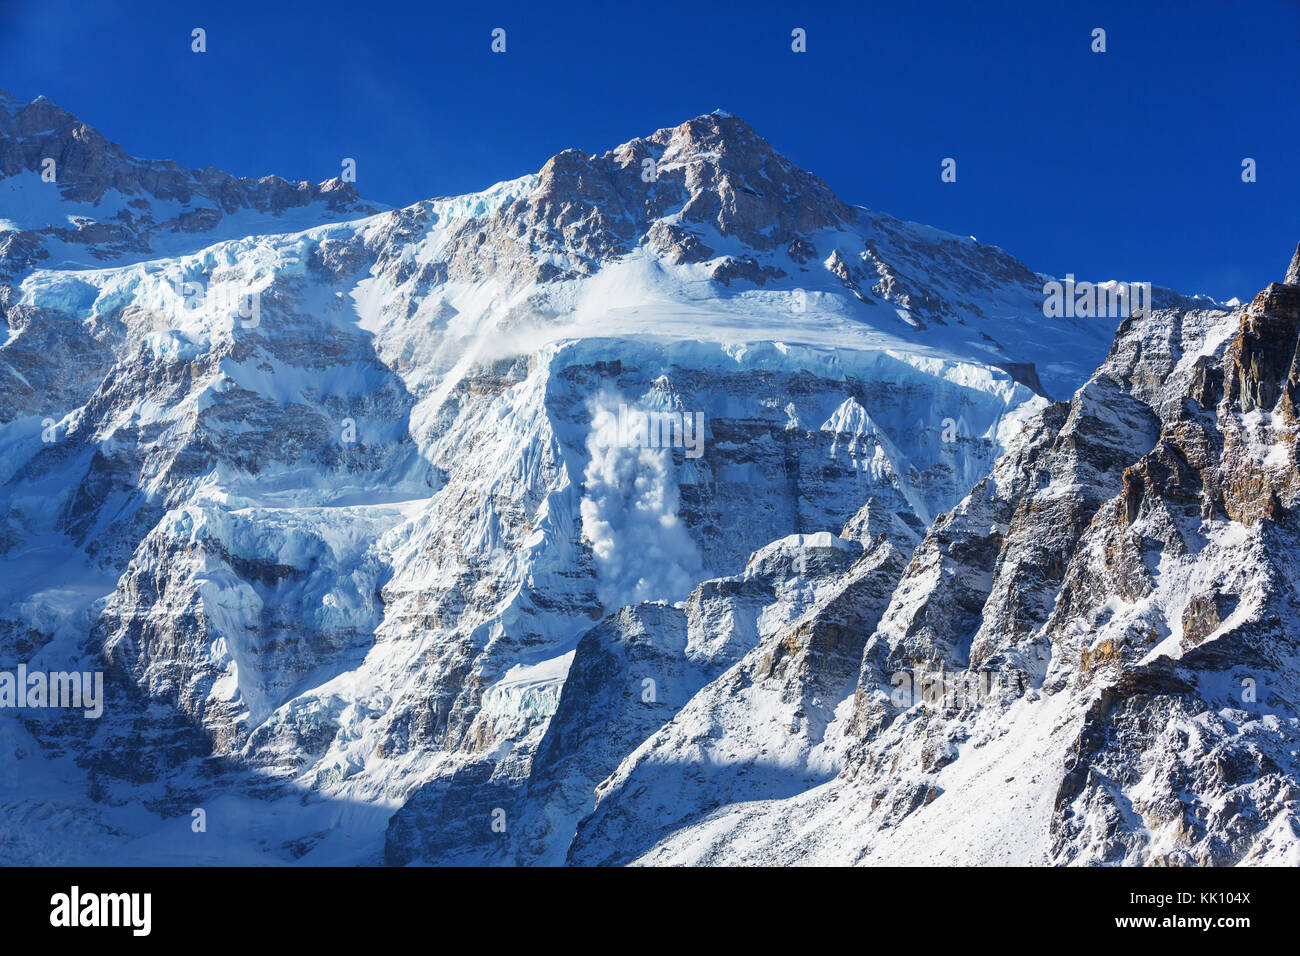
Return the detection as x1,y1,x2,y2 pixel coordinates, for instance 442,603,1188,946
580,393,704,610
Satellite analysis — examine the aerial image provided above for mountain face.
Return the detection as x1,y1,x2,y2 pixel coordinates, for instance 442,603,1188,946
595,251,1300,866
1,93,1284,867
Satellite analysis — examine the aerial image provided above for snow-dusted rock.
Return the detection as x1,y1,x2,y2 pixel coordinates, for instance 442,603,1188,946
622,260,1300,866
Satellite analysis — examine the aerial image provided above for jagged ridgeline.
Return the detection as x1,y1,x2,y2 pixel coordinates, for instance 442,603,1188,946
1,90,1290,865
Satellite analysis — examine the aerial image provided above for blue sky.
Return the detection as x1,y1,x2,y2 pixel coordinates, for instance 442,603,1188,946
1,0,1296,300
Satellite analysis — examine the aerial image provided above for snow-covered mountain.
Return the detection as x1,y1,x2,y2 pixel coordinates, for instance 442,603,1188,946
4,91,1283,867
598,249,1300,866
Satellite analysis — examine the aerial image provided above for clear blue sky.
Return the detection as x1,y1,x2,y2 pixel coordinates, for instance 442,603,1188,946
2,0,1296,300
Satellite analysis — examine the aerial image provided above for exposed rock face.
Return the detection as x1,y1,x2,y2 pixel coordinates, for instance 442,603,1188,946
0,91,1276,867
386,530,874,865
619,250,1300,867
425,112,854,291
565,532,906,866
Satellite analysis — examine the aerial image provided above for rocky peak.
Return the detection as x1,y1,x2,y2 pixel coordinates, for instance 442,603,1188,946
624,111,856,245
9,93,84,136
1,93,371,209
1224,245,1300,417
474,111,857,279
0,93,379,278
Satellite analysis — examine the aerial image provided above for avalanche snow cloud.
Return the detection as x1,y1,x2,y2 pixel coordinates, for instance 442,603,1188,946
580,389,705,610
